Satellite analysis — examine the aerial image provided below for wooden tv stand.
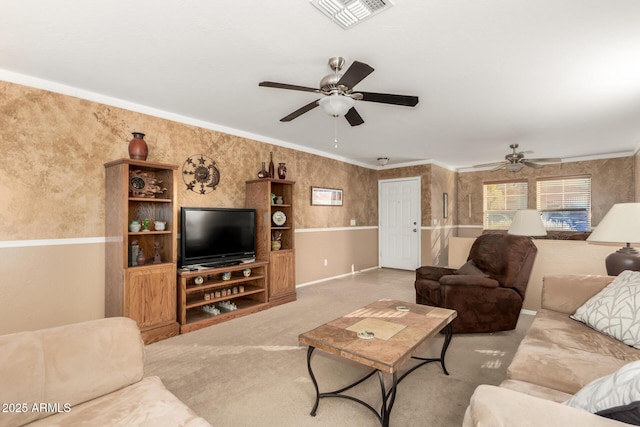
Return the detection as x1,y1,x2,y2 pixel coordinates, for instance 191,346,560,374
177,261,269,333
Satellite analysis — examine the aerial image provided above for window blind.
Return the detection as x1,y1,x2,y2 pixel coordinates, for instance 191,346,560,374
483,181,528,229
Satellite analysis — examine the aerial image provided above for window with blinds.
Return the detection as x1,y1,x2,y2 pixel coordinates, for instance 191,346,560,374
536,176,591,231
483,181,528,229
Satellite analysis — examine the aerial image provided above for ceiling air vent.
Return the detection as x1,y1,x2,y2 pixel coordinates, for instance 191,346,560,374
310,0,394,29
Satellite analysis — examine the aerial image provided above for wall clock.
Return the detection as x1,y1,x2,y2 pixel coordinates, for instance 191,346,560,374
129,170,167,198
272,210,286,226
182,155,220,194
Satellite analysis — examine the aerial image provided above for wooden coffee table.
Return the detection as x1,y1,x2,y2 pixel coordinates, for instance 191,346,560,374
298,299,456,426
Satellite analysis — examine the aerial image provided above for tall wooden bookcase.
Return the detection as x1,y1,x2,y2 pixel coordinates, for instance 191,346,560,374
104,158,179,344
245,179,296,306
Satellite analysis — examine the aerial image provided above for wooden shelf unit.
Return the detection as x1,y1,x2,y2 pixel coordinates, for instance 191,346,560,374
177,261,269,333
245,179,296,306
104,158,180,344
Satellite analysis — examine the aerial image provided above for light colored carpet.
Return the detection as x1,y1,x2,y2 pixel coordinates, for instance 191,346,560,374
144,268,533,426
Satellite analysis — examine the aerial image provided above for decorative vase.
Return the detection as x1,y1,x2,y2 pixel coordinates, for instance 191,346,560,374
271,240,281,251
268,151,275,178
257,162,268,179
129,220,141,232
277,162,287,179
276,196,283,204
136,250,146,266
128,132,148,161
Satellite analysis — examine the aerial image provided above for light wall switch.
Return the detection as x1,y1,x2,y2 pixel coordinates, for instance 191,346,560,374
350,219,356,226
433,218,438,225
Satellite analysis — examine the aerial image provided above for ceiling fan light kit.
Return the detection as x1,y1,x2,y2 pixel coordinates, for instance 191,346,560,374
319,95,354,116
377,157,389,166
310,0,394,29
506,163,525,172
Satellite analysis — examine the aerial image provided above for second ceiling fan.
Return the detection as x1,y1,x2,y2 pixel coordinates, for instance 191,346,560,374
473,144,562,172
259,57,419,126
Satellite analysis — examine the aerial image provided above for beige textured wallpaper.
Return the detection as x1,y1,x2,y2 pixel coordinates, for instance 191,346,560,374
0,81,378,241
457,157,634,226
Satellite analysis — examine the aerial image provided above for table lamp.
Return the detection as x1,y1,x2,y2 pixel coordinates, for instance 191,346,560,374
508,209,547,237
587,203,640,276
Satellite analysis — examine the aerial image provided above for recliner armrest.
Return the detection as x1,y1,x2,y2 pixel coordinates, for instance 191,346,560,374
439,275,500,288
415,266,456,281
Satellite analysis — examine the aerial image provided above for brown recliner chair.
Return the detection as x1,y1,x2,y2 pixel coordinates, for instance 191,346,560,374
415,233,537,333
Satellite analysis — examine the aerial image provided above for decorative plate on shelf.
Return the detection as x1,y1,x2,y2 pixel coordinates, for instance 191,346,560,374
272,210,286,226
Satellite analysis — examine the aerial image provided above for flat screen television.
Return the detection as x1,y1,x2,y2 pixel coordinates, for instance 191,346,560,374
180,207,256,268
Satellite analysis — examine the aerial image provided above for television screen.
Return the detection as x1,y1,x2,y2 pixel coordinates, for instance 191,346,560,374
180,207,256,267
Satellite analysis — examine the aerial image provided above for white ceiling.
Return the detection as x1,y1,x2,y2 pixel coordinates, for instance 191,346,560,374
2,0,640,169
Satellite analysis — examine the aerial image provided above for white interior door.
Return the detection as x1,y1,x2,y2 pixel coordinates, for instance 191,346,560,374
379,178,420,270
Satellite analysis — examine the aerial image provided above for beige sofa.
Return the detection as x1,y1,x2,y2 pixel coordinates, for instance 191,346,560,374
464,274,640,426
0,317,211,427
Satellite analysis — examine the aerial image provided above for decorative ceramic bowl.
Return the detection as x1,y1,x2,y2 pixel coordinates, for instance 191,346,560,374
243,268,251,277
222,272,231,281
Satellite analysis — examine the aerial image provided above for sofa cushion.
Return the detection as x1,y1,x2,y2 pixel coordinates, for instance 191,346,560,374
463,385,624,427
565,360,640,425
500,379,572,403
527,309,640,362
0,317,144,427
507,335,629,394
26,376,211,427
571,270,640,349
508,306,640,394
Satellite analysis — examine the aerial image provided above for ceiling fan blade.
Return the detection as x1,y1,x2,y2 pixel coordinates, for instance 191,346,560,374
356,91,419,107
524,157,562,163
337,61,374,89
523,161,544,169
259,81,319,93
280,99,320,122
345,107,364,127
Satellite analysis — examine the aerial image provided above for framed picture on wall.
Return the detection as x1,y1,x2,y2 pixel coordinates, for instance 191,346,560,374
311,187,343,206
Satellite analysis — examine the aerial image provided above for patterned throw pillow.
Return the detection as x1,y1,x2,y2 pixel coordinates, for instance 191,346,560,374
571,270,640,348
564,360,640,424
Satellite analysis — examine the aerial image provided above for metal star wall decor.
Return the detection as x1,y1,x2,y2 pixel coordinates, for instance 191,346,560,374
182,154,220,194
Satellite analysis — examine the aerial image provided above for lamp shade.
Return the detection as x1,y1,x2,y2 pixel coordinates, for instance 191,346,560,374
587,203,640,244
508,209,547,236
319,95,354,117
588,203,640,276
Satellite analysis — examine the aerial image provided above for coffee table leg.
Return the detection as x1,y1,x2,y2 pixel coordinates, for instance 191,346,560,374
306,346,321,416
440,322,453,375
379,371,398,427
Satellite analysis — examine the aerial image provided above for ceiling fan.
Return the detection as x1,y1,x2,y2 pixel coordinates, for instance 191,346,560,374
258,57,419,126
473,144,562,172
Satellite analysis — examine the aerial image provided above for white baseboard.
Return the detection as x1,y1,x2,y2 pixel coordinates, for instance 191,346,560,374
296,266,380,288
